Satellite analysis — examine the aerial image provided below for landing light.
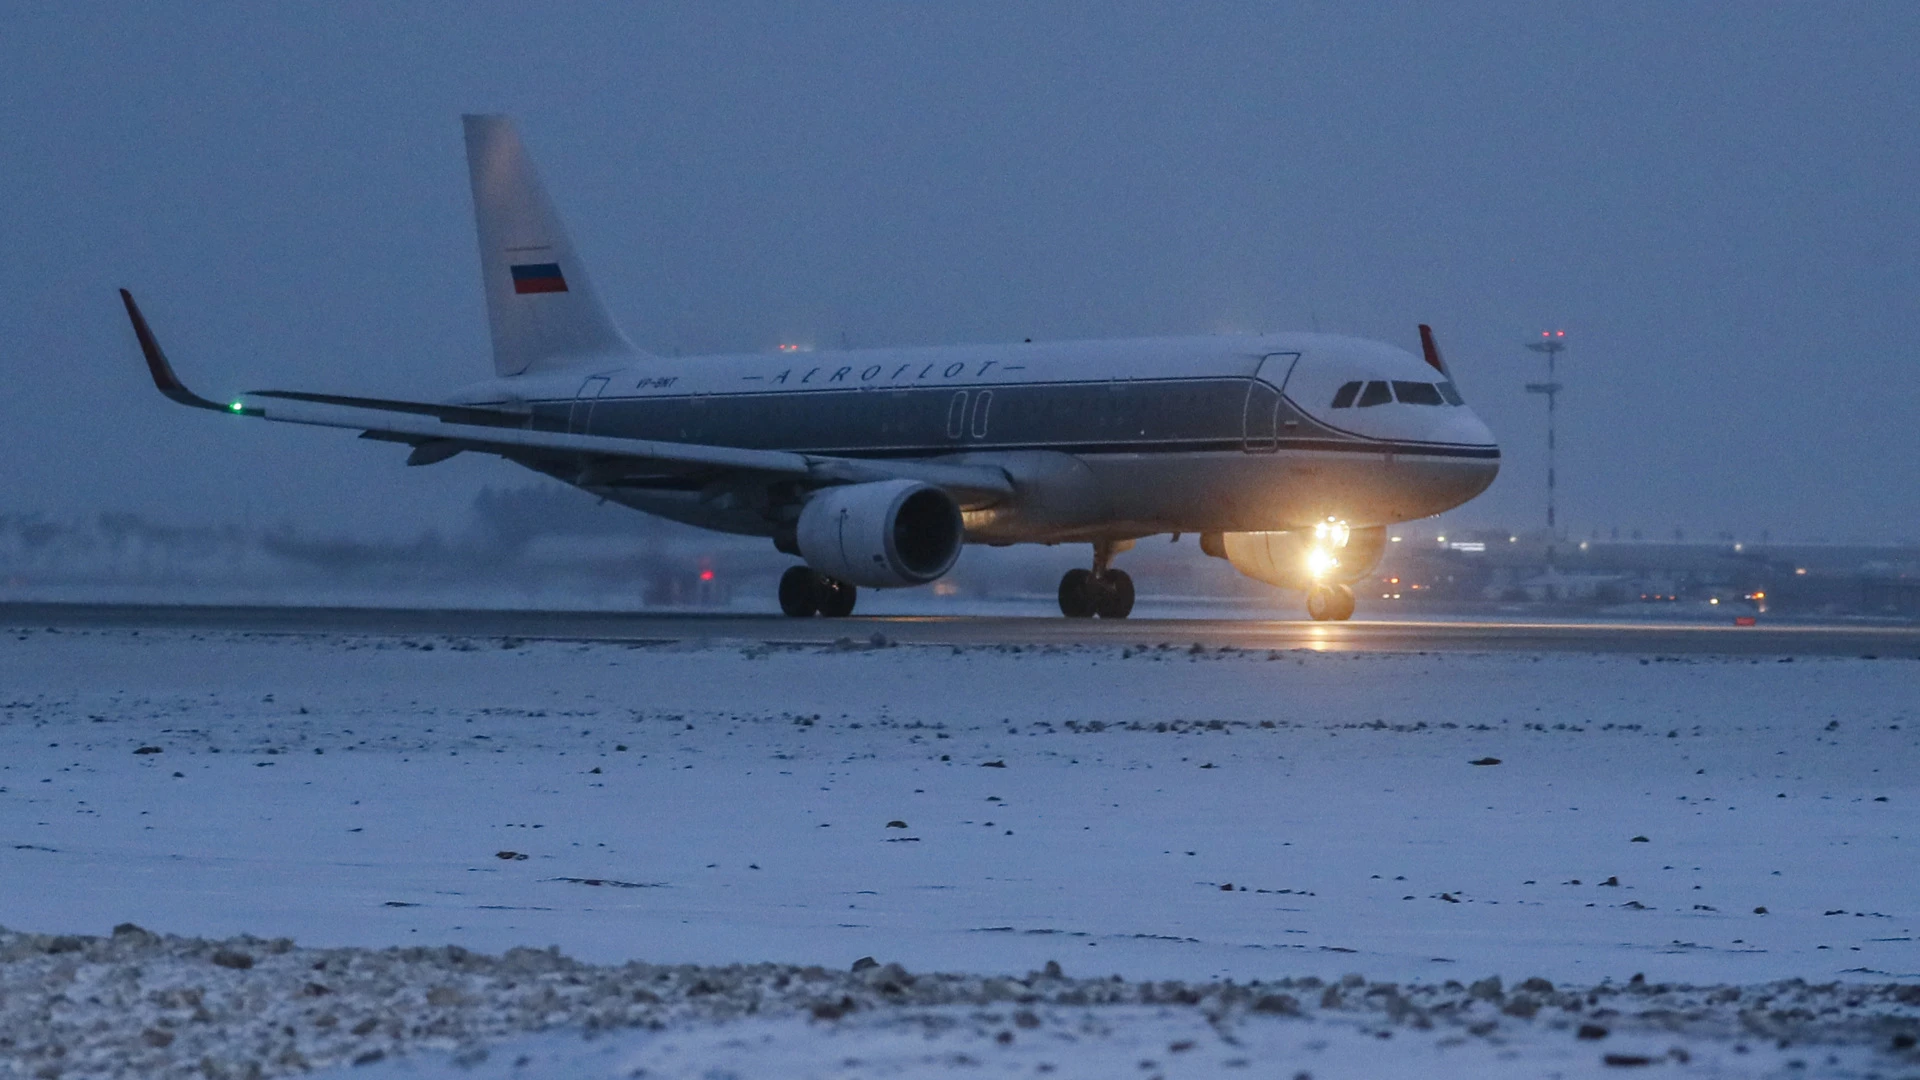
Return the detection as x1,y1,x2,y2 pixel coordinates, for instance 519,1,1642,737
1305,548,1339,580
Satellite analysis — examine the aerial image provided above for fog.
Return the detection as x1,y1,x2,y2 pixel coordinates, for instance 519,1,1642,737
4,3,1916,552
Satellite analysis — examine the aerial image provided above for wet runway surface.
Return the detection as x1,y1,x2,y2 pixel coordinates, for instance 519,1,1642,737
3,601,1915,657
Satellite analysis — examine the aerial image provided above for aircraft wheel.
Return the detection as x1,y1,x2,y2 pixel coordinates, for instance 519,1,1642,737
1306,583,1339,621
1058,569,1097,618
816,576,858,618
779,566,820,617
1095,569,1135,619
1332,583,1356,621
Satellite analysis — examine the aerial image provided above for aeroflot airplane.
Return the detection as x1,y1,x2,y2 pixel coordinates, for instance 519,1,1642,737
121,115,1498,620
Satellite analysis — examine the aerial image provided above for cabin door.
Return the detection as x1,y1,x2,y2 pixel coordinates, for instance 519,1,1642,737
1242,353,1298,452
568,376,610,435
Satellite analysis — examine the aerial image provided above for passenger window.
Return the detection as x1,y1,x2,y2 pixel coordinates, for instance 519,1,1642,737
1392,381,1445,406
1330,381,1362,409
1437,381,1464,405
1356,381,1392,407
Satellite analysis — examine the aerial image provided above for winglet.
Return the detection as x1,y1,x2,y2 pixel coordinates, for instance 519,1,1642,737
1417,324,1450,376
119,289,230,411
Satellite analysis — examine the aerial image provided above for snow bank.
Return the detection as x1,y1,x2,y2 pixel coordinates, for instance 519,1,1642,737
2,925,1915,1079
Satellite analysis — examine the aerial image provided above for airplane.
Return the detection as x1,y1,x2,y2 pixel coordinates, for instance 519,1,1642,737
120,114,1498,621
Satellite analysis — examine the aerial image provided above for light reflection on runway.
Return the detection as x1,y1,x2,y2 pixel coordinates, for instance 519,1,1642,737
3,602,1915,657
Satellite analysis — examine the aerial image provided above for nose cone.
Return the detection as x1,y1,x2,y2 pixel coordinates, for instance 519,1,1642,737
1458,408,1500,499
1421,404,1498,451
1458,408,1497,451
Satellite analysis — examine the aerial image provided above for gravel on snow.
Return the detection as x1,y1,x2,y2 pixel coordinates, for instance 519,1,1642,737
3,924,1919,1079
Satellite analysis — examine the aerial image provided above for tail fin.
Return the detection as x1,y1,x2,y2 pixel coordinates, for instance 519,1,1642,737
464,114,641,377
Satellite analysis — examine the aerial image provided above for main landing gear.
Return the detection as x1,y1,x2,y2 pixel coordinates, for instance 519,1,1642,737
1058,540,1135,619
779,566,857,617
1306,582,1355,621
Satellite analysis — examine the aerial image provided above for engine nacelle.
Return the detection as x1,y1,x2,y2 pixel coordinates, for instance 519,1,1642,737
1204,525,1387,591
796,479,965,588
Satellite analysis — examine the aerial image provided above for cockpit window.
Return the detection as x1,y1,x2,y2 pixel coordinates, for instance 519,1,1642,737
1392,381,1445,406
1328,378,1464,412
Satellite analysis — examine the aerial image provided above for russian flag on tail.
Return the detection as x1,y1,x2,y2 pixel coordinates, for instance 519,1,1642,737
510,262,568,294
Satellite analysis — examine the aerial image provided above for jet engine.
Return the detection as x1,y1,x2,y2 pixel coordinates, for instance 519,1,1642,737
1202,524,1387,591
795,479,965,588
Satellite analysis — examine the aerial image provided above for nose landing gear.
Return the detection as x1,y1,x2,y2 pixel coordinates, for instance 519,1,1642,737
779,565,857,617
1057,539,1136,619
1058,568,1134,618
1306,582,1355,621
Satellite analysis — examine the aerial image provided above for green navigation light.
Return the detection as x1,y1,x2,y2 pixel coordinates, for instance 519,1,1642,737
228,401,244,413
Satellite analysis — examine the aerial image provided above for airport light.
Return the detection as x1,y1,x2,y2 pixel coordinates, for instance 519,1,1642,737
1524,331,1569,553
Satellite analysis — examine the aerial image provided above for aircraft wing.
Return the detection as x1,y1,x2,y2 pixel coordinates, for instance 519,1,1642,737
120,290,1013,504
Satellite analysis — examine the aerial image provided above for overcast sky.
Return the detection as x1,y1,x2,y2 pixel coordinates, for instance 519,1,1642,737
4,3,1915,542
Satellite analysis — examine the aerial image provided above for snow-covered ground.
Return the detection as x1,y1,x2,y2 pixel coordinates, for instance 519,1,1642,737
1,627,1916,1076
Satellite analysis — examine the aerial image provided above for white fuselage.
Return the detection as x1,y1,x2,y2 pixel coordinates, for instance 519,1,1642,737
443,331,1500,545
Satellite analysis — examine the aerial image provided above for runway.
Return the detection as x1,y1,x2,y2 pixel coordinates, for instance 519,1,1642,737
3,601,1915,657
